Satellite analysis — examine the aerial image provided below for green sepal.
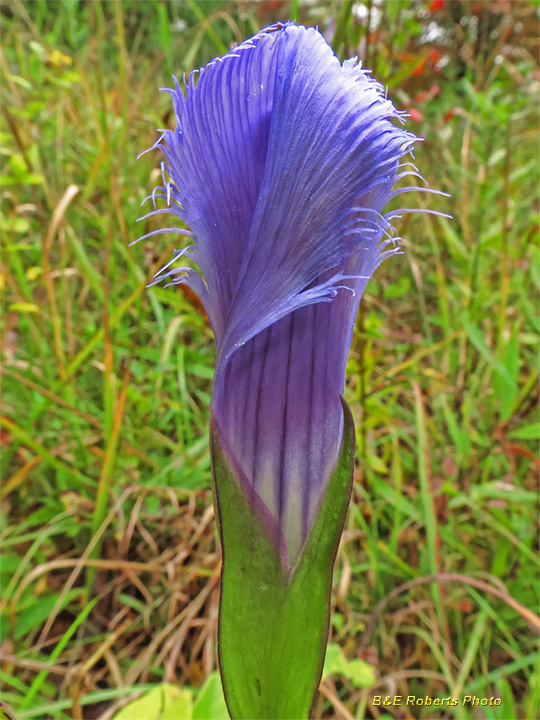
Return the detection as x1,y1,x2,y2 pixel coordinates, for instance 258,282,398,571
210,397,355,720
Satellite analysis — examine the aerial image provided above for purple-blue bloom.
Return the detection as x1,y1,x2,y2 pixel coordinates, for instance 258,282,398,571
140,22,432,568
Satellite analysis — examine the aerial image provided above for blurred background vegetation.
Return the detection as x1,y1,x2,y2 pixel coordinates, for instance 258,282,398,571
1,1,538,718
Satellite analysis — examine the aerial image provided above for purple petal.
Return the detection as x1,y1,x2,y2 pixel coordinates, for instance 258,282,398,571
141,22,431,566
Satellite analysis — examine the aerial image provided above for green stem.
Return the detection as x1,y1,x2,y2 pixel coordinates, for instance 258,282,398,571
211,398,355,719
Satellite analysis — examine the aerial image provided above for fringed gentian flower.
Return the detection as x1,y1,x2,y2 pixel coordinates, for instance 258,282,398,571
137,21,444,720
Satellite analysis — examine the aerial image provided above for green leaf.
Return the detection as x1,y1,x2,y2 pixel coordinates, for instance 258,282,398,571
449,482,537,508
367,453,389,474
494,324,519,421
0,554,21,579
212,398,355,720
8,303,40,314
438,217,469,261
193,672,228,720
462,315,513,385
441,400,470,461
161,689,194,720
383,276,411,299
15,590,80,639
29,40,46,58
322,643,375,688
508,423,539,441
113,684,192,720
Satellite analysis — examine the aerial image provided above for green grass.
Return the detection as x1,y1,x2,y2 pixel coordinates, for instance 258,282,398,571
1,1,539,719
